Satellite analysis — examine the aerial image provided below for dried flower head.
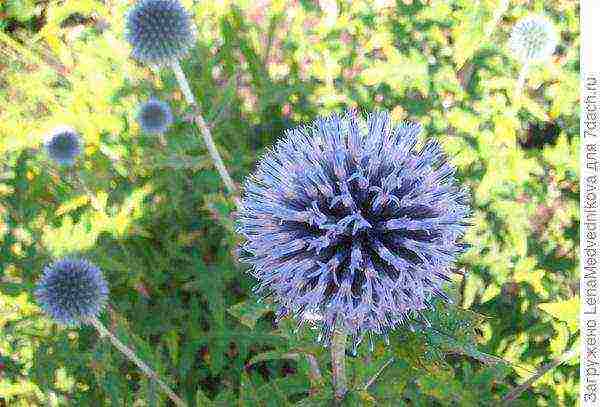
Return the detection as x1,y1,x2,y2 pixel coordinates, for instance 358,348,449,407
125,0,196,67
35,258,109,326
236,110,471,351
509,14,558,64
137,98,173,134
44,126,82,166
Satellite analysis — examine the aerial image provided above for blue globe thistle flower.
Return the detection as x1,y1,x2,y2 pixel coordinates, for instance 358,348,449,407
137,98,173,134
125,0,197,67
35,258,109,326
236,110,471,350
509,14,558,64
44,126,82,167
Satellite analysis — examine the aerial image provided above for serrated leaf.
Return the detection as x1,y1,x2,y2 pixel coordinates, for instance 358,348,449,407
164,329,179,365
246,350,300,367
480,283,500,304
549,323,569,357
196,389,212,406
227,300,274,330
514,267,547,298
539,296,580,332
6,0,38,22
521,97,550,122
361,65,388,86
55,194,90,216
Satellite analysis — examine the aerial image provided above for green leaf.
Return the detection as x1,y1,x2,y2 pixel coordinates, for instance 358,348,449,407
196,389,212,406
246,350,300,367
5,0,38,22
227,300,274,330
361,65,388,86
539,296,580,332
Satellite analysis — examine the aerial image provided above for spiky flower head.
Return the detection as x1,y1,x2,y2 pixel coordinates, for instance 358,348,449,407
137,98,173,134
236,110,471,351
509,14,558,64
44,126,82,167
125,0,196,67
35,258,109,326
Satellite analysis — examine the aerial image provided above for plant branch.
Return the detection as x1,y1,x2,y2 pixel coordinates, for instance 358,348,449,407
169,60,239,204
501,347,578,405
331,326,348,404
88,316,187,407
304,353,324,394
362,357,395,391
516,63,530,96
284,352,324,393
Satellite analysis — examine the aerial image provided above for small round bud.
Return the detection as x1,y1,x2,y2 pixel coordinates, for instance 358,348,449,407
125,0,197,67
509,14,558,64
137,98,173,135
35,258,109,326
44,126,82,167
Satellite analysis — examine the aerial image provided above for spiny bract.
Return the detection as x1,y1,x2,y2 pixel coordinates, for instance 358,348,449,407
236,110,471,351
125,0,196,67
44,126,82,166
137,98,173,134
35,258,109,326
509,14,558,64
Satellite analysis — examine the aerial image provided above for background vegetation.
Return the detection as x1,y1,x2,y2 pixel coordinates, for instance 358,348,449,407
0,0,579,405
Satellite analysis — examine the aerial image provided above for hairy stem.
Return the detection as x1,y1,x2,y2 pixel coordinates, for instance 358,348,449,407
305,353,323,383
331,327,348,404
362,357,395,391
516,63,530,95
169,60,239,201
88,316,187,407
170,61,195,105
193,109,240,200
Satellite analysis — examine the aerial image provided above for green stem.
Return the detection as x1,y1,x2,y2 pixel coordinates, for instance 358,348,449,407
331,326,348,404
362,357,395,391
169,60,239,203
516,63,530,96
88,316,187,407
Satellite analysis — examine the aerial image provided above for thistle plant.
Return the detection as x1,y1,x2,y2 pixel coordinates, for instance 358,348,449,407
509,14,558,93
35,258,187,407
125,0,237,197
137,98,174,135
236,110,471,401
35,258,108,326
125,0,196,68
43,127,104,210
44,126,82,167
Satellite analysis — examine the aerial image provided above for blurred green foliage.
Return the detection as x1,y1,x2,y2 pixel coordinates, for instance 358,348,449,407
0,0,579,405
